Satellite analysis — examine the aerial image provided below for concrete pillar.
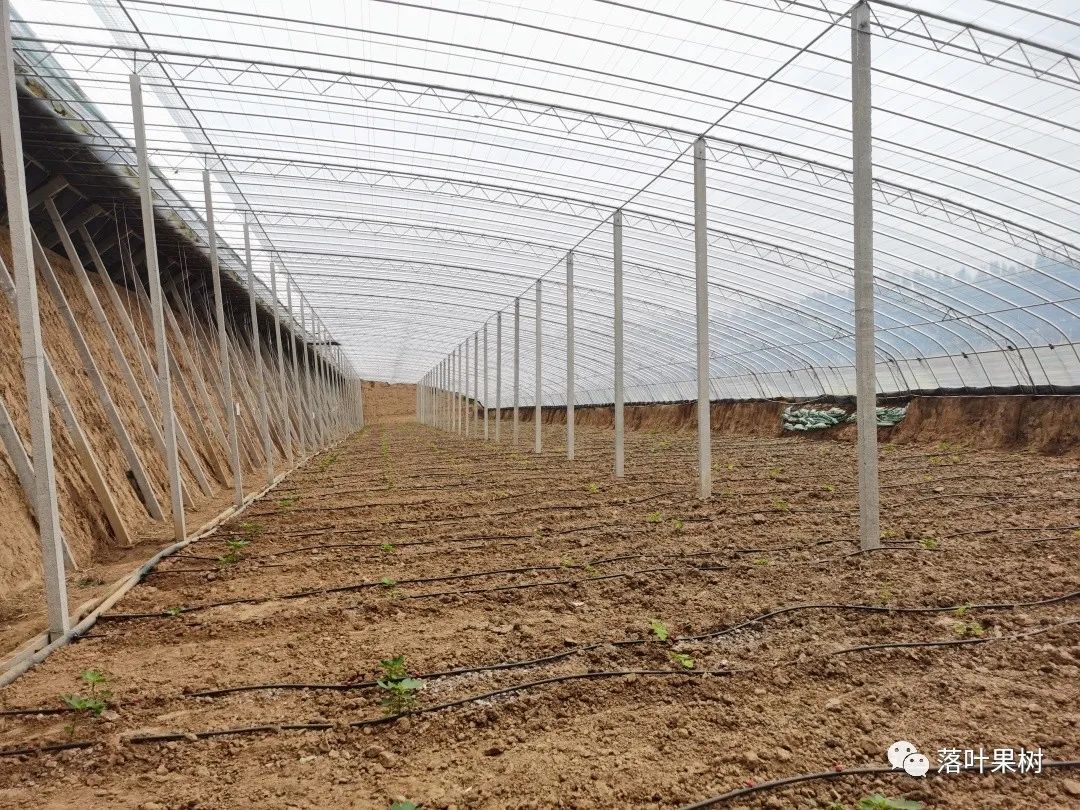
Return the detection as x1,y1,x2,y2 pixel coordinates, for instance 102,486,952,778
495,311,502,442
852,0,881,551
534,280,542,453
2,0,68,635
513,297,520,445
244,218,273,485
613,209,625,478
693,137,712,500
565,251,575,460
464,335,471,436
483,323,489,440
132,75,186,539
204,167,243,506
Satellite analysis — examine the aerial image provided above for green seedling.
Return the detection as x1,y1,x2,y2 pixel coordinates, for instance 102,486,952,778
752,557,769,567
669,652,694,670
60,670,110,737
672,518,684,532
238,520,264,538
645,511,664,524
879,587,893,606
278,496,298,509
586,482,600,494
582,563,600,578
390,801,419,810
561,556,577,568
376,656,425,715
380,542,396,554
768,466,783,479
881,526,898,539
772,498,789,512
218,538,250,567
822,484,836,493
954,603,972,618
650,619,670,642
919,536,939,551
858,795,923,810
721,488,735,497
319,452,340,470
164,607,183,617
955,620,985,639
380,577,398,588
656,439,671,450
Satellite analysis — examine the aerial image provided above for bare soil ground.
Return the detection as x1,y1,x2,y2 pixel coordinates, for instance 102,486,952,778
1,413,1078,809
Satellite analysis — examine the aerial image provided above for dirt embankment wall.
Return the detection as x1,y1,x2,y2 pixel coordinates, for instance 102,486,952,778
363,381,416,424
0,226,268,598
512,395,1077,455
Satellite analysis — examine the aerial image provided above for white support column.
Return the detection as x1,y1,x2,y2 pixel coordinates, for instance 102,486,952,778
495,311,502,442
852,1,881,551
132,75,186,540
245,218,274,486
454,347,461,434
204,166,243,506
534,280,543,453
565,251,575,461
513,298,520,445
270,256,293,465
1,1,68,636
613,209,625,478
483,323,489,440
693,136,712,500
472,332,479,437
464,335,471,437
286,277,307,454
457,344,464,434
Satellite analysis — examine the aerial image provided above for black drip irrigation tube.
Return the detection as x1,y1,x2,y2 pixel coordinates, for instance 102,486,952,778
676,760,1080,809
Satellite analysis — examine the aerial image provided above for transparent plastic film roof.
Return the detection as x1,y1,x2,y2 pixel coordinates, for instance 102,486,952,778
12,0,1080,404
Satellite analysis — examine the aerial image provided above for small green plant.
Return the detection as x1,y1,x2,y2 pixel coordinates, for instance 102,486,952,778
954,603,972,618
645,511,664,524
822,484,835,493
582,563,600,578
752,557,769,567
768,466,783,479
319,452,340,470
218,538,250,567
278,496,297,508
858,794,923,810
165,607,183,617
919,536,939,551
881,526,898,539
377,656,425,715
650,619,669,642
772,498,789,511
669,651,694,669
60,670,110,737
238,520,263,538
380,577,398,588
879,586,893,606
380,542,396,554
671,518,684,532
586,482,600,494
390,802,419,810
955,620,985,639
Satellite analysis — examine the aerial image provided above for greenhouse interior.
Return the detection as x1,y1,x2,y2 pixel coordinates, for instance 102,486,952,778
0,0,1077,807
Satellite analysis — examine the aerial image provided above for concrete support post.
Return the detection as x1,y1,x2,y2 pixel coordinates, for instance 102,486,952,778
534,280,542,453
464,335,471,437
132,75,186,540
204,167,243,506
244,218,273,485
693,136,712,500
286,277,306,454
1,0,68,635
852,1,881,551
613,209,625,478
513,298,520,445
270,256,293,464
495,311,502,442
565,251,575,461
472,332,479,437
483,323,489,440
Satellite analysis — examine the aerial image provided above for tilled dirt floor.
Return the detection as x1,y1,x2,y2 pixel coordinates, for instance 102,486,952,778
0,417,1078,809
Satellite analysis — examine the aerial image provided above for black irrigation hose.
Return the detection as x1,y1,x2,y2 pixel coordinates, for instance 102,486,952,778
832,617,1080,655
681,590,1080,642
676,760,1080,809
182,590,1079,699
